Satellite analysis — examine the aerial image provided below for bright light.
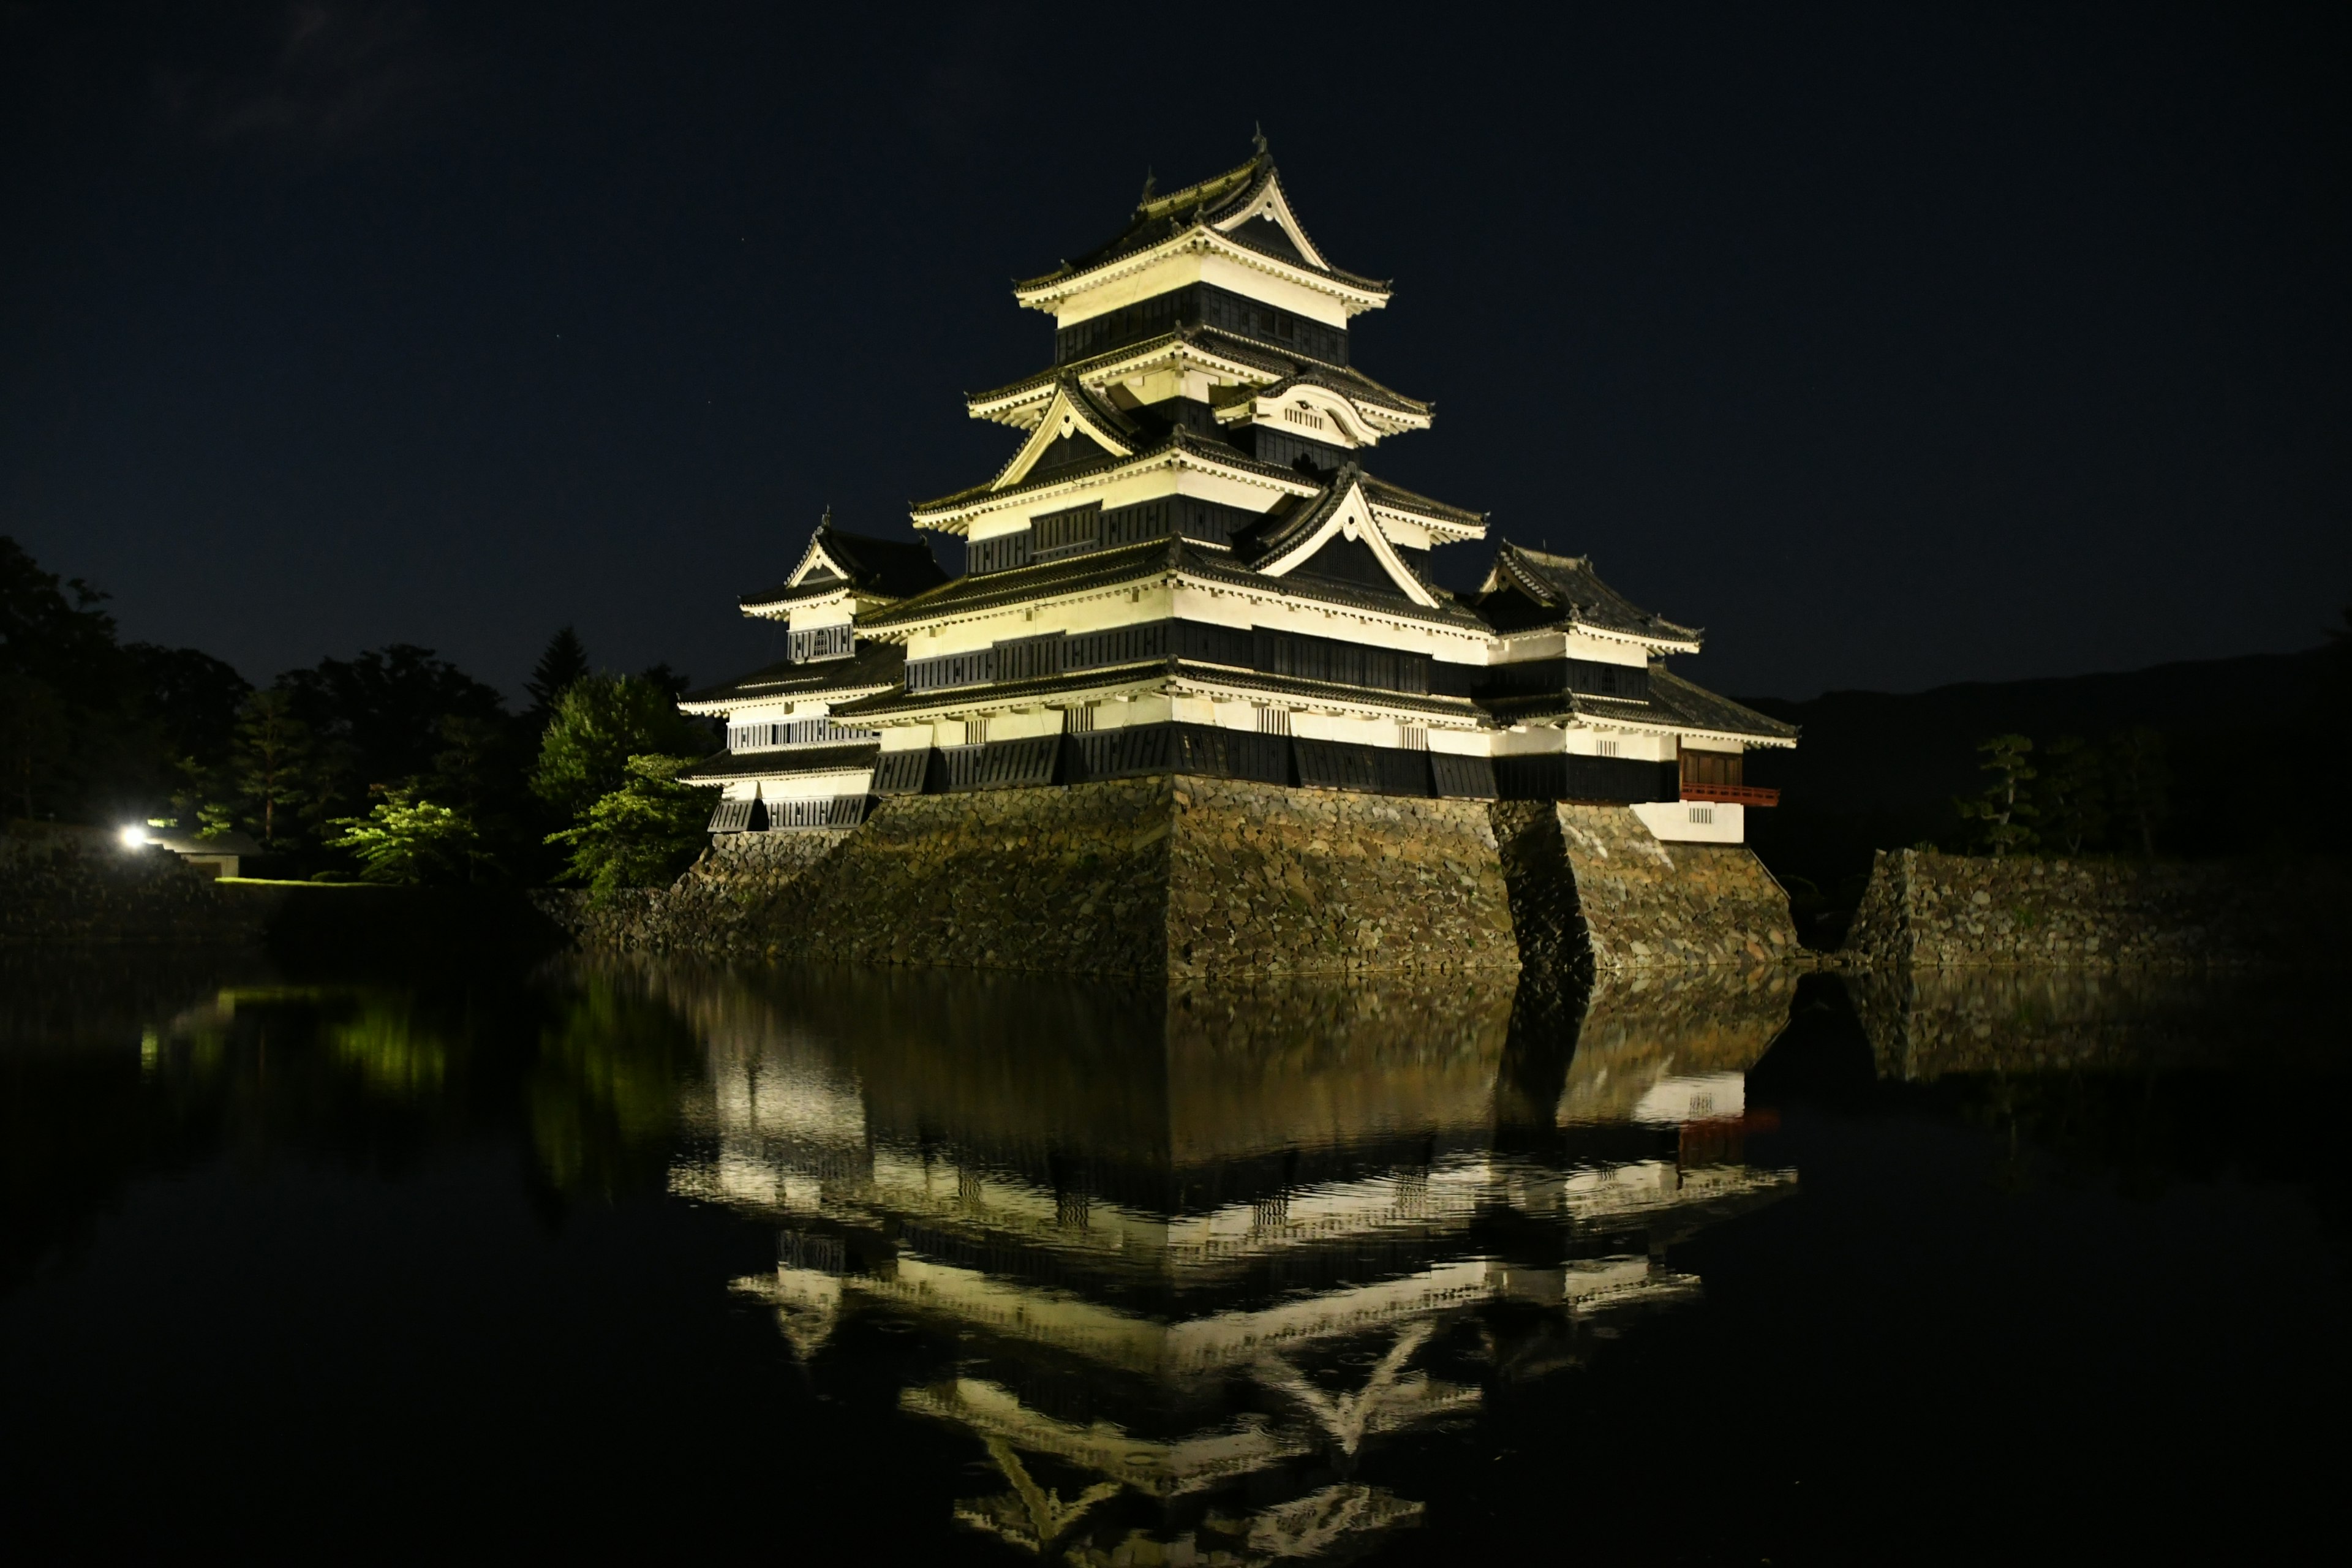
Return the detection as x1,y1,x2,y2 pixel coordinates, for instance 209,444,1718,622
118,826,148,850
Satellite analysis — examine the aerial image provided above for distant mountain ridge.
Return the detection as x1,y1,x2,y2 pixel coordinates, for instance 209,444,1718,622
1733,645,2339,889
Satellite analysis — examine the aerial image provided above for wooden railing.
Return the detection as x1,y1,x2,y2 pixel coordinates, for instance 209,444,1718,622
1681,782,1780,807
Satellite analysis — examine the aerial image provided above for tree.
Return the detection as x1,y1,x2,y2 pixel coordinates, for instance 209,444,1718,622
525,627,591,728
545,754,710,896
125,643,251,777
637,662,693,701
327,791,494,885
0,672,69,821
2107,726,2171,859
1956,733,2038,857
232,688,315,850
2037,735,2108,856
532,673,710,822
1,535,135,820
278,644,510,801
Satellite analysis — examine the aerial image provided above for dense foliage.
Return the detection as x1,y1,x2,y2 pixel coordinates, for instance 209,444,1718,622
1,535,715,886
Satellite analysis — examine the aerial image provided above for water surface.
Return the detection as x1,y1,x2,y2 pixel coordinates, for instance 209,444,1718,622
3,951,2342,1561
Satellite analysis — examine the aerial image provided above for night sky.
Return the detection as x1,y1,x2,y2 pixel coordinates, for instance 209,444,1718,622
5,2,2346,702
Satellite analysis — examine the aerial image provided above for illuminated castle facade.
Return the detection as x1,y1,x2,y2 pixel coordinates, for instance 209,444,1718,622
683,138,1793,842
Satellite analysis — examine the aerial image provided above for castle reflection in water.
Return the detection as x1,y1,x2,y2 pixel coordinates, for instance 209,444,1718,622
623,962,1801,1563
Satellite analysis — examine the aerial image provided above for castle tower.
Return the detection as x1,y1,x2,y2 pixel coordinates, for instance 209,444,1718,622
684,136,1795,848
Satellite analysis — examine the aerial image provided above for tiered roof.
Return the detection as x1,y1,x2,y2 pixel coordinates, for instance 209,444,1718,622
1470,543,1704,651
1011,143,1390,314
677,640,903,714
860,525,1493,643
967,327,1432,429
739,518,948,615
1474,661,1794,745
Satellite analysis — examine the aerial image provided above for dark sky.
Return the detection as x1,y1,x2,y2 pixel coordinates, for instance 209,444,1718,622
4,2,2346,702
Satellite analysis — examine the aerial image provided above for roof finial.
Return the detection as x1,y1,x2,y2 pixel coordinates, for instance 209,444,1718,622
1139,166,1155,205
820,504,833,530
1252,121,1269,160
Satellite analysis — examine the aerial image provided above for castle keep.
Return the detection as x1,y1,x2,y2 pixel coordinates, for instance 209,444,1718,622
658,138,1798,973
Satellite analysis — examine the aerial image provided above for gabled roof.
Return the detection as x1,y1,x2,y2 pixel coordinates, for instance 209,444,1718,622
1241,466,1440,608
1012,144,1390,314
988,379,1143,491
911,423,1321,529
678,640,906,712
1471,543,1703,650
739,516,948,611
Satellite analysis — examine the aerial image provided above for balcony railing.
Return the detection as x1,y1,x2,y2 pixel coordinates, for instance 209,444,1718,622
1681,782,1780,807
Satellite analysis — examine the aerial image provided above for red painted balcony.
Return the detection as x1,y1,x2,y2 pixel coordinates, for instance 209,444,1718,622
1681,782,1781,807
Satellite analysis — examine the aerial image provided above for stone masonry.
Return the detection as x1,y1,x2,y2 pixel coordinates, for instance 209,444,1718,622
545,777,1523,976
1836,848,2345,970
2,826,269,947
1491,802,1800,974
541,786,1815,977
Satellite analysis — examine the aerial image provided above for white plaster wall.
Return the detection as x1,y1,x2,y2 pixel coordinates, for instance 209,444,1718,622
905,582,1176,659
1679,734,1743,755
786,598,853,633
1490,726,1567,757
1630,799,1746,844
1289,712,1393,745
983,709,1062,742
759,771,873,801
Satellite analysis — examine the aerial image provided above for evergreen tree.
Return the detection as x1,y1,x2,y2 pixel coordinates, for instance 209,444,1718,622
636,661,692,701
2037,735,2108,855
1956,733,2039,857
532,673,711,823
2107,726,2171,859
232,688,315,850
545,755,709,896
525,627,591,726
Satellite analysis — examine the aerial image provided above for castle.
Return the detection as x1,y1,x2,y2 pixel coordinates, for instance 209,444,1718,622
660,138,1798,974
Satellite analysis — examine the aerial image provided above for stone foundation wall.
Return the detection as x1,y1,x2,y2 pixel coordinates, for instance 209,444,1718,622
551,778,1522,976
1163,778,1518,977
1492,802,1799,973
1,827,270,946
1837,849,2345,970
534,828,856,961
771,780,1175,973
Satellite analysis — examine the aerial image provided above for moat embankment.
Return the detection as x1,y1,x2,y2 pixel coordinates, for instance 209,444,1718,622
540,777,1523,976
1838,848,2349,971
538,780,1811,978
3,824,565,967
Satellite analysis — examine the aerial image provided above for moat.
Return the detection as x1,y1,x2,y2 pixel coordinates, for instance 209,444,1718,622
2,951,2342,1561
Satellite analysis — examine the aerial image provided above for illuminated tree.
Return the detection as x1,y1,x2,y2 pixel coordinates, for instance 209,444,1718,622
545,754,709,896
531,673,710,822
326,791,494,884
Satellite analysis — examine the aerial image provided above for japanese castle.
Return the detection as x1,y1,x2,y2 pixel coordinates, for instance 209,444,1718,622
682,137,1793,839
